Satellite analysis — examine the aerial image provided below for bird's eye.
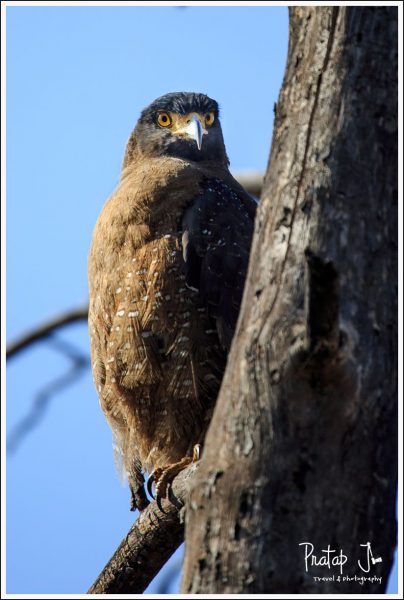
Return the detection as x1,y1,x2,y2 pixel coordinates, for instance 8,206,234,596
157,112,172,128
205,112,215,126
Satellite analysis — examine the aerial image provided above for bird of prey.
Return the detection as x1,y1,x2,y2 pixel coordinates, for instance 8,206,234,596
88,92,256,510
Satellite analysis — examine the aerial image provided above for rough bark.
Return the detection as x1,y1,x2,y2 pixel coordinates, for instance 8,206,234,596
182,6,397,594
88,463,197,594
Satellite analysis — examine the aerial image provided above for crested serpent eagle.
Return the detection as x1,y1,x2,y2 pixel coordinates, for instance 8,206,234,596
88,92,256,510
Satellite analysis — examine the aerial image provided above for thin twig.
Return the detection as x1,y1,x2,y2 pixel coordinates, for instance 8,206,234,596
7,337,90,454
6,305,89,360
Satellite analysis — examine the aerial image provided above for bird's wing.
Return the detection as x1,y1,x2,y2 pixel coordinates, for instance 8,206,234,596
182,177,256,350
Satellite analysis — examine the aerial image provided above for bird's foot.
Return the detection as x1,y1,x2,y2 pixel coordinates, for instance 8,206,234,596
147,444,201,501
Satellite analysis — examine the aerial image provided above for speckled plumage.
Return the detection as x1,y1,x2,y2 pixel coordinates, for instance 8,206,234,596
88,92,256,510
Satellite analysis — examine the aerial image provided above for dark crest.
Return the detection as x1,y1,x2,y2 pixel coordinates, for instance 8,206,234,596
140,92,219,122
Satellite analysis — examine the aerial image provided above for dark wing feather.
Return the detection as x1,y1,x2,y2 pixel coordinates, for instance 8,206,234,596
182,178,256,350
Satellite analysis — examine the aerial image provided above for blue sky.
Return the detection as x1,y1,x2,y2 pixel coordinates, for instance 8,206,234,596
5,4,398,595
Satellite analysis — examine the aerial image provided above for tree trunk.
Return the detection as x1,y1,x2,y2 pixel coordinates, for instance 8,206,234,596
182,6,397,594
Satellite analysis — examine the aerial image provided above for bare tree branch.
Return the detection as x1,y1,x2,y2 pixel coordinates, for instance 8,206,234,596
6,305,89,360
88,463,198,595
7,337,90,453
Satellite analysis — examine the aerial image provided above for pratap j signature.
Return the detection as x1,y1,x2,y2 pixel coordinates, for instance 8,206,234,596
299,541,382,575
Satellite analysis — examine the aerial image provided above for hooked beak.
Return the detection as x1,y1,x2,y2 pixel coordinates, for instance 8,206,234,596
181,115,206,150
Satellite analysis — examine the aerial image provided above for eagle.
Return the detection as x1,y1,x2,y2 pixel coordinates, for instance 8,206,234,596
88,92,256,510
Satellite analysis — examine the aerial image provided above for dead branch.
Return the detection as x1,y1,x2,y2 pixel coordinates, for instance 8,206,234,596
88,463,198,594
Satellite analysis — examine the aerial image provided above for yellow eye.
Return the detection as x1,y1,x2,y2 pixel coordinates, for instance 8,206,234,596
157,112,172,127
205,112,215,126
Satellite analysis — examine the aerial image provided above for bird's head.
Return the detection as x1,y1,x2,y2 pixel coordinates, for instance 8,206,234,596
124,92,229,167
